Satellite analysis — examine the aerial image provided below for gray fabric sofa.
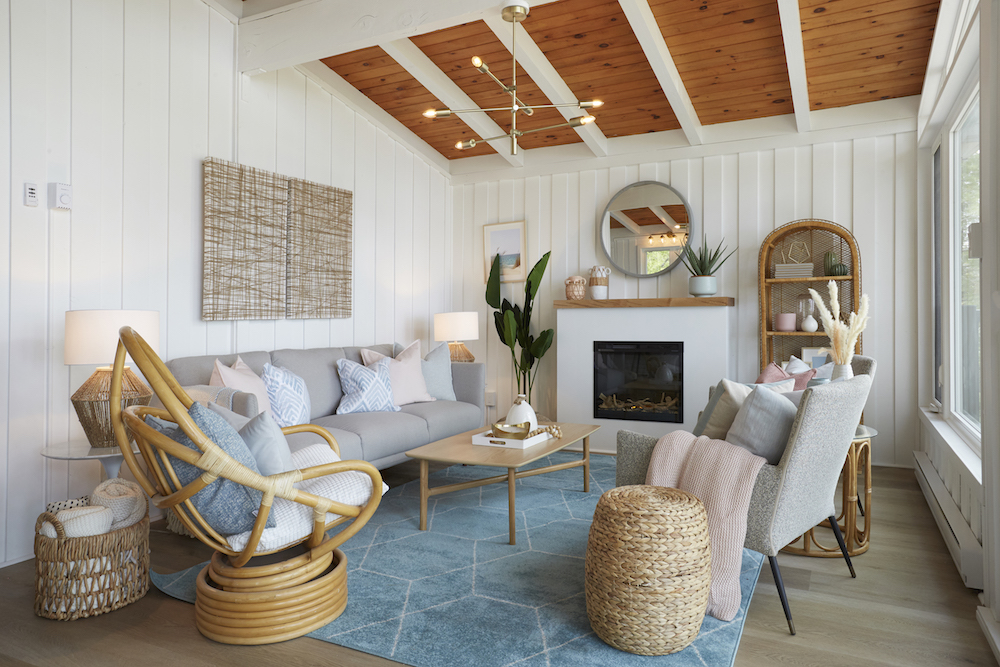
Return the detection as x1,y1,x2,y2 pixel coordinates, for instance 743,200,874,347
165,344,486,470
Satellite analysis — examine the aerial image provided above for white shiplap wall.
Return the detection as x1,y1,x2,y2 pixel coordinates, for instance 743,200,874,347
0,0,452,566
453,133,919,464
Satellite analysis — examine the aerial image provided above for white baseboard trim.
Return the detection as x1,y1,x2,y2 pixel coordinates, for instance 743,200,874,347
977,607,1000,663
915,450,984,589
1,553,33,570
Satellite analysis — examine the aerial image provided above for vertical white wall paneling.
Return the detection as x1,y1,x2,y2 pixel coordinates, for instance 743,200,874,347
9,0,50,563
578,170,598,284
45,0,73,507
352,117,377,347
329,94,356,347
721,155,741,378
427,170,446,339
894,132,919,464
607,166,629,299
302,77,334,349
374,130,396,345
534,176,555,417
637,163,658,299
274,67,307,351
875,135,899,464
794,145,813,218
99,0,125,309
813,142,837,220
737,152,762,381
411,160,431,347
394,144,415,346
669,159,695,299
0,0,11,562
775,147,797,225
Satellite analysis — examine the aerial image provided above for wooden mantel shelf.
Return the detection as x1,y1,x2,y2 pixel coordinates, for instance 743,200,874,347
553,297,735,309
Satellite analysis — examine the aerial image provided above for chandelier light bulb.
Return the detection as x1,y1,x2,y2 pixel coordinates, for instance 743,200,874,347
580,115,596,124
660,235,666,244
423,109,437,119
579,100,604,109
456,139,477,150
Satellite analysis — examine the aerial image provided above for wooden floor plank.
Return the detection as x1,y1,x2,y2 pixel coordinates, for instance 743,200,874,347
0,465,993,666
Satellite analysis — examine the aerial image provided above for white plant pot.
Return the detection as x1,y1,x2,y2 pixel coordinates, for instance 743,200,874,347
801,315,819,332
689,275,717,298
831,364,854,382
505,394,538,432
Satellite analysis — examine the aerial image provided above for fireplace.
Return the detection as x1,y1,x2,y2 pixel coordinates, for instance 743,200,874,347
594,341,683,423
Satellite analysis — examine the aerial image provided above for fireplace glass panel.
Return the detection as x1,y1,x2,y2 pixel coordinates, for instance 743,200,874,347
594,341,683,423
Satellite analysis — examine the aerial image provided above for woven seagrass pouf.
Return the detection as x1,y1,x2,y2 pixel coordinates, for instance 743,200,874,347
585,485,711,655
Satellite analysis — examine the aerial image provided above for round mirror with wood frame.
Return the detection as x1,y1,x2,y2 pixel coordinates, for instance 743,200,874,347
598,181,695,278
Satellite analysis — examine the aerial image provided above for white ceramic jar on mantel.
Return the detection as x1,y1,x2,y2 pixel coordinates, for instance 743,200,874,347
688,275,717,297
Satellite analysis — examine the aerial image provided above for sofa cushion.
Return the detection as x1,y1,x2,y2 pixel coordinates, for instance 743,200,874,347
399,401,483,441
285,425,363,461
167,351,271,387
270,348,346,420
312,411,430,463
336,358,400,415
361,340,436,406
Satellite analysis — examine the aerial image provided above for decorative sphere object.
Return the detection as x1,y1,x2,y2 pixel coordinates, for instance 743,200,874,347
801,315,819,332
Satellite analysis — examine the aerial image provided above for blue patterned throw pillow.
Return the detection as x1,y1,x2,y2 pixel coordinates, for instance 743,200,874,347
144,403,275,536
336,357,400,414
261,363,311,427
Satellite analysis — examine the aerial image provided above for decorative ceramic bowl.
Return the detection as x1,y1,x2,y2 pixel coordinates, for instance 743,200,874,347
491,422,532,439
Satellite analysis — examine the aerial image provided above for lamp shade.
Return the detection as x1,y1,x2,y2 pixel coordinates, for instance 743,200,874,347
65,310,160,365
434,312,479,342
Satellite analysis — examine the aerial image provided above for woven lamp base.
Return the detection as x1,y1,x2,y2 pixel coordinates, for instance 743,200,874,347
447,341,475,363
585,485,711,656
72,366,152,449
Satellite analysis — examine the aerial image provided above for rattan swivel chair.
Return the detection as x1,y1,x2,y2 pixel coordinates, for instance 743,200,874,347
109,326,383,645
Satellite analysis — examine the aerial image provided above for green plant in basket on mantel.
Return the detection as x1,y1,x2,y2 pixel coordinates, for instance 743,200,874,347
679,237,736,297
808,280,870,381
486,251,554,411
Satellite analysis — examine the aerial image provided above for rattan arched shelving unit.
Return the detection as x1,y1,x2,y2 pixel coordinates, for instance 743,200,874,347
758,219,862,370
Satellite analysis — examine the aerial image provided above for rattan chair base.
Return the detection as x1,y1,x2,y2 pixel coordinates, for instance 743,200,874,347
194,548,348,645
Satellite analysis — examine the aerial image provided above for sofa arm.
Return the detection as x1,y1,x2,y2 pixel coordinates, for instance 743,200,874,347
150,384,259,418
616,429,658,487
451,362,486,426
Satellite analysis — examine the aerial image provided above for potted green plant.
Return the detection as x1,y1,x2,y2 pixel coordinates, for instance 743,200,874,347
485,251,554,407
679,237,736,297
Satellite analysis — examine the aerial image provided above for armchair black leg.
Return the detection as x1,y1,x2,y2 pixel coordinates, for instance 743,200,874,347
768,556,795,635
829,515,856,578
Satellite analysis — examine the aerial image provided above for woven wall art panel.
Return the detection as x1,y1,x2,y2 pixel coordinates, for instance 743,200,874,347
287,178,353,319
201,157,353,321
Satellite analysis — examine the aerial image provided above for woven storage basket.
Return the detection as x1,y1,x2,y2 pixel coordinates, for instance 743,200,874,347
585,485,711,655
34,511,150,620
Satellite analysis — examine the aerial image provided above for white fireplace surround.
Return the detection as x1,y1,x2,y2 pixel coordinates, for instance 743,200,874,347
556,299,734,453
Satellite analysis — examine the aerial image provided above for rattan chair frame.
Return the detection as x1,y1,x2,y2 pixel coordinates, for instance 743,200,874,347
109,326,383,644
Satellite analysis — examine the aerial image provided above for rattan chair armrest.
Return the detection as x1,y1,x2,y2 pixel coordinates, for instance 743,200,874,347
281,423,340,456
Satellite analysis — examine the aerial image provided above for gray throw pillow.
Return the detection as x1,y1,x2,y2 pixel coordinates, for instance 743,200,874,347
144,403,275,536
207,402,296,476
724,386,799,464
422,343,457,401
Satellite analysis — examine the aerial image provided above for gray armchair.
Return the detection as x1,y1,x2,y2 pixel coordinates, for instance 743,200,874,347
616,373,874,635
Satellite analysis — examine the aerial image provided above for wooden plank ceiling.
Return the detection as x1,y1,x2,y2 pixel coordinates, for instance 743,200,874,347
321,0,939,160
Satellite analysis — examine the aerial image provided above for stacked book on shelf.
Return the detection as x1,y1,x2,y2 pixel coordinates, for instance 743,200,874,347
773,263,814,279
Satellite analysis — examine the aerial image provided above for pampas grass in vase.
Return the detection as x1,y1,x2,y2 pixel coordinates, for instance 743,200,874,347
808,280,869,379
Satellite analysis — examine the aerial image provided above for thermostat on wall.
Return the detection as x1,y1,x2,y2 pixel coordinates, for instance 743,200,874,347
50,183,72,210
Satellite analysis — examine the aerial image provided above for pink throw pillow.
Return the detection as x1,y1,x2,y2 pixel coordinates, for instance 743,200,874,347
755,361,816,391
360,341,436,406
209,356,271,416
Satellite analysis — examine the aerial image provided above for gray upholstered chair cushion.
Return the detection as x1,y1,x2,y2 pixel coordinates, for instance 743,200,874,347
399,401,483,441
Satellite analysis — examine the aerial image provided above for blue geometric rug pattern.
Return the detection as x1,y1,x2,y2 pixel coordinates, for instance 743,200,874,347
152,452,764,667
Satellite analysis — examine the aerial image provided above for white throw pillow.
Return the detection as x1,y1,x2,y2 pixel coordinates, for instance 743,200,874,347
209,356,271,416
693,378,795,440
360,340,436,406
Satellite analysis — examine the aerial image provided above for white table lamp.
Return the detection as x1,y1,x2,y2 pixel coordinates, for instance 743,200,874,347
434,312,479,363
65,310,160,448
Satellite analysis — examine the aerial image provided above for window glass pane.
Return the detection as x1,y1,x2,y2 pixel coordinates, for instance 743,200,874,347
645,249,672,274
933,147,942,403
954,97,980,429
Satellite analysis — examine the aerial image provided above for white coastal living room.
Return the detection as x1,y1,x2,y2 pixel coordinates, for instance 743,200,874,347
1,0,999,665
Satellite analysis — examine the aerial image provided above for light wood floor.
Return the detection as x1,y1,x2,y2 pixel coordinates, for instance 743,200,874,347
0,464,995,666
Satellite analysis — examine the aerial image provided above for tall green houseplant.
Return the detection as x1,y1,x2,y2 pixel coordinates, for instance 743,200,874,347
485,251,554,404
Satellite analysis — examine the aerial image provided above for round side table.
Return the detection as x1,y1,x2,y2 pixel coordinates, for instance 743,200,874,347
782,425,875,558
41,441,139,479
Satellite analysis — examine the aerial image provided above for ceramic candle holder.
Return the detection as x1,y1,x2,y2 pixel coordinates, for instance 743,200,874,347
774,313,797,332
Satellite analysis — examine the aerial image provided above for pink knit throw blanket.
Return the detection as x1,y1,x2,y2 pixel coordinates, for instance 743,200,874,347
646,431,766,621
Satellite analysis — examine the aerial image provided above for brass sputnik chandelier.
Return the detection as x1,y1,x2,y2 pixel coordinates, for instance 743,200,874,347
422,0,603,155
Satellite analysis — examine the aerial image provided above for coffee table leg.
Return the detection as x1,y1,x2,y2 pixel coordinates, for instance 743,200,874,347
583,436,590,493
508,468,516,545
419,459,429,531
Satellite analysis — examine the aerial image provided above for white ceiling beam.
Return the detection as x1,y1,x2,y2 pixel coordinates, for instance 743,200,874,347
382,39,524,168
649,205,678,227
618,0,703,146
483,16,609,158
295,61,452,175
611,211,642,234
238,0,563,74
777,0,812,133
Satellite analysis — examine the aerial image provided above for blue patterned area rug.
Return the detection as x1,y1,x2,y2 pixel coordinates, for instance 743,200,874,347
152,452,764,666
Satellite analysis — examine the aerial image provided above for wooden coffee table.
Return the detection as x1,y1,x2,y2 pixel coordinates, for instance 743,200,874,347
405,422,600,545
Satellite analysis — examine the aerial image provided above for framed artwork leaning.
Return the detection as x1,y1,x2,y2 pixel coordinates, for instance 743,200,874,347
484,221,527,283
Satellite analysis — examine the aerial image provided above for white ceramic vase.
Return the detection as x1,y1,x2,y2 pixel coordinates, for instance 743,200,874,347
505,394,538,432
801,315,819,332
831,363,854,382
689,275,717,297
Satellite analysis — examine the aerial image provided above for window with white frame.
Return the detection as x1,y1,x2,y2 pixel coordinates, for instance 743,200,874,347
932,90,982,450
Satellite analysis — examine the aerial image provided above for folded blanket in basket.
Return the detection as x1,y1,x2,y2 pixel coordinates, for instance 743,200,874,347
91,479,146,530
39,506,114,539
